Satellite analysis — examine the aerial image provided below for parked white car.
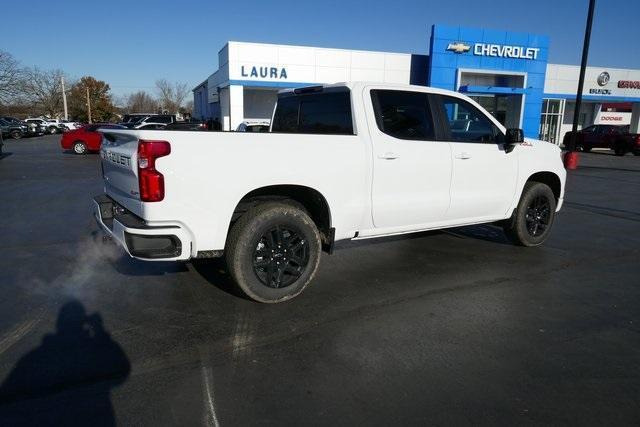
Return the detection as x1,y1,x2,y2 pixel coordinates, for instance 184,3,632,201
94,82,566,303
25,118,63,134
60,120,82,131
236,120,271,132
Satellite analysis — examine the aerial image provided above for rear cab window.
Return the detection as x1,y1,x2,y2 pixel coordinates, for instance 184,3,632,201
271,87,354,135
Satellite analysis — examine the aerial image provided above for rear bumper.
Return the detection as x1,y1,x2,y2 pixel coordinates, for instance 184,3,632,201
93,194,192,261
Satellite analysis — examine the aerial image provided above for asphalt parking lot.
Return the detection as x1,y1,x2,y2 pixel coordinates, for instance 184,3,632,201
0,134,639,425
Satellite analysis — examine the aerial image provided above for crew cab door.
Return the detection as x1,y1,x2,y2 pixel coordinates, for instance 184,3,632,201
432,94,518,222
365,88,452,229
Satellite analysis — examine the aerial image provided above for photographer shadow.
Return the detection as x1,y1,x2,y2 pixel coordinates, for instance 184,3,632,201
0,300,130,426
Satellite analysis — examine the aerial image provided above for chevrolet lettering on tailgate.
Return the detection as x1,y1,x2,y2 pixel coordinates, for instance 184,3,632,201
102,150,131,167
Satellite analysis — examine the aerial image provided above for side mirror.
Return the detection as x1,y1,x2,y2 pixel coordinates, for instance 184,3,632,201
505,128,524,144
504,128,524,153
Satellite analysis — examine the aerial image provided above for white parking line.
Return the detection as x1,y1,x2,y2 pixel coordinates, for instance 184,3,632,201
201,365,221,427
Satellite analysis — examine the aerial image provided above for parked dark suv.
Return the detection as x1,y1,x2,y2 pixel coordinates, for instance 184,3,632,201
0,118,28,139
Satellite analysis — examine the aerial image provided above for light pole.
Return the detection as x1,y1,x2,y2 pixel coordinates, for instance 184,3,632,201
61,76,69,121
565,0,597,170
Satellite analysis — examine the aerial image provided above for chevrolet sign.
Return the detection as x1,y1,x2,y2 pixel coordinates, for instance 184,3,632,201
446,42,471,53
474,43,540,60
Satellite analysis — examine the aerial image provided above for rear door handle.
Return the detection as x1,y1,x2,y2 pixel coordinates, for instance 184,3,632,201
455,152,471,160
379,152,399,160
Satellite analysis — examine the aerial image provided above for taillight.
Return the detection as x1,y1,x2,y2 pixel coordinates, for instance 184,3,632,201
137,140,171,202
635,135,640,146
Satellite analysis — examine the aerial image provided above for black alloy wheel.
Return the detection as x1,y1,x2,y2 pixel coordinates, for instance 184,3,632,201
253,225,309,289
225,201,322,303
10,130,22,140
524,195,551,237
503,182,556,247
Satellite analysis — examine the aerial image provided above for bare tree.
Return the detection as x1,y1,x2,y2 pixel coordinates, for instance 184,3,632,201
0,50,24,106
155,79,190,113
126,90,157,113
22,67,67,117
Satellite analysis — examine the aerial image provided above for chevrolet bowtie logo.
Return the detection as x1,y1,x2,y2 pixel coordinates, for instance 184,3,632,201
447,42,471,54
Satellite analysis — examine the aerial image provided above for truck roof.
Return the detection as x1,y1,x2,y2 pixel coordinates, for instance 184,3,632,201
277,81,473,99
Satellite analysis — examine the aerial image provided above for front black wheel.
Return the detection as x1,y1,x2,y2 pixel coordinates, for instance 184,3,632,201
10,130,22,140
503,182,557,247
225,201,322,303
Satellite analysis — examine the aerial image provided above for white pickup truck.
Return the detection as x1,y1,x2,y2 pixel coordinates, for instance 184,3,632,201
94,82,566,303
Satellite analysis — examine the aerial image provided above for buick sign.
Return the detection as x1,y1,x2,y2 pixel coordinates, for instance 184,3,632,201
597,71,610,87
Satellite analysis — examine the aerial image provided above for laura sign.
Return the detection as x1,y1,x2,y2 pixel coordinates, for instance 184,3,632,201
241,66,288,79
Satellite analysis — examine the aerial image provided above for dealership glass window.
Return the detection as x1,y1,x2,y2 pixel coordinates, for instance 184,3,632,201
538,99,564,144
370,90,435,140
271,91,354,135
440,95,499,143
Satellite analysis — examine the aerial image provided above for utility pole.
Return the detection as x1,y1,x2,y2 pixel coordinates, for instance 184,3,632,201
565,0,596,169
86,87,92,123
61,76,68,121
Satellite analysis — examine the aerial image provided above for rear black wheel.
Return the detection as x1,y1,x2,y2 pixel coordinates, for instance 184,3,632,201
225,201,322,303
10,130,22,140
581,145,592,153
503,182,556,247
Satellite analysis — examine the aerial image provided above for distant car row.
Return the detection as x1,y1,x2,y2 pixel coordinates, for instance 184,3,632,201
0,116,82,139
61,116,271,155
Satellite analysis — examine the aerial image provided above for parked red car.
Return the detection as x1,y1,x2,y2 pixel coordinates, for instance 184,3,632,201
563,124,640,155
60,123,126,154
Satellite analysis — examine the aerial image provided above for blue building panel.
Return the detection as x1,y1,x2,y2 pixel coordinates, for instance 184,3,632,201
428,25,550,138
481,28,507,44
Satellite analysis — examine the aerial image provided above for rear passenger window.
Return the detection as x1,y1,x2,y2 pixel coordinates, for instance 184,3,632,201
271,97,299,133
271,90,354,135
371,90,435,140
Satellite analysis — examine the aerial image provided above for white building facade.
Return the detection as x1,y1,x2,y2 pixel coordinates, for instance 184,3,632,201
194,27,640,144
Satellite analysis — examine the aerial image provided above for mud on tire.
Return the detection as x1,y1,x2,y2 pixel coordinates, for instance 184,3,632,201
225,201,322,303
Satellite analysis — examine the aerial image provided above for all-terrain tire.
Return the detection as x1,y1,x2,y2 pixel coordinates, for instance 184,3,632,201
503,182,557,247
225,201,322,303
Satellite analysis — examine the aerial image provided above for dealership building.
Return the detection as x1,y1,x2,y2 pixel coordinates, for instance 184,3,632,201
193,25,640,143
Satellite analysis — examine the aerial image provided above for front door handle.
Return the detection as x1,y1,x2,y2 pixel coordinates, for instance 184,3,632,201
455,152,471,160
379,152,399,160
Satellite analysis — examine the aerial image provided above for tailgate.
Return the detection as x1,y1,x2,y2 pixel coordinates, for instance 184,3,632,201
99,131,142,216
